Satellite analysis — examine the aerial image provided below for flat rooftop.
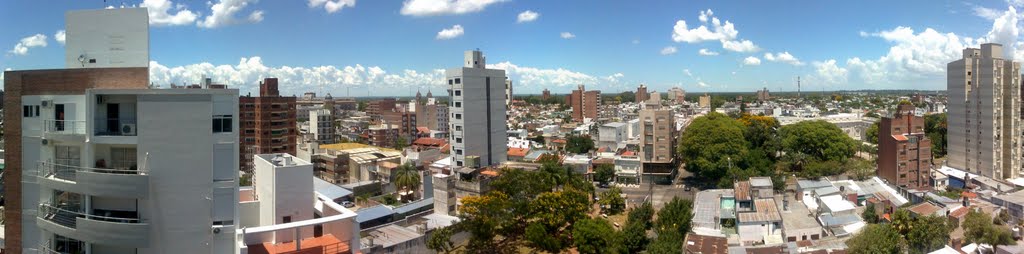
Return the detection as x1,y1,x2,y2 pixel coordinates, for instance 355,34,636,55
776,194,821,231
247,234,350,254
694,189,733,231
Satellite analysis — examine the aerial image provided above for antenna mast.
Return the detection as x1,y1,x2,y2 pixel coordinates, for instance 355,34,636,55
797,76,801,99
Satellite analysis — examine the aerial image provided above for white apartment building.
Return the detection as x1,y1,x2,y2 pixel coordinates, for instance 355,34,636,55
64,8,148,69
598,122,627,150
447,50,508,168
310,108,335,144
27,88,240,254
947,43,1022,179
505,79,514,107
238,153,359,254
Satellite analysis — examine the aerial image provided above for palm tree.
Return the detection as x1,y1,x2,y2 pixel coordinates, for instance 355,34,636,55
393,162,421,201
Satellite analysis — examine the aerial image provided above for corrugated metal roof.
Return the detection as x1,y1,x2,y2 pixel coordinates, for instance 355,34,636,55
314,177,353,201
734,181,751,201
737,198,781,222
356,205,395,223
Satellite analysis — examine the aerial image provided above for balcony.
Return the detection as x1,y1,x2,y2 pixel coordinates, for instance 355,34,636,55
37,161,150,199
37,203,151,248
93,117,137,136
43,120,87,136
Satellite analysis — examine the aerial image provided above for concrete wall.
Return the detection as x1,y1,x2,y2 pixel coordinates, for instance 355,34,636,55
65,8,149,69
447,53,508,168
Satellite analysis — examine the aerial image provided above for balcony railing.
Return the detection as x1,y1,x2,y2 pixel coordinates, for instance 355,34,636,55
38,203,143,229
94,117,138,136
38,161,145,182
43,120,87,135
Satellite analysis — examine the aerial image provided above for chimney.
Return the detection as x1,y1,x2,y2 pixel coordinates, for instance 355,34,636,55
951,238,962,251
783,197,789,211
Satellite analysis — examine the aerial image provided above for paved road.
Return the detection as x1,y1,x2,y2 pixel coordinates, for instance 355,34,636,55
597,164,697,209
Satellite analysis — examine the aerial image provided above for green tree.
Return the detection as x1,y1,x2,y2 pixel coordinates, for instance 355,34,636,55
393,136,408,150
846,224,904,254
357,101,368,111
458,192,517,253
525,222,564,253
572,218,622,254
865,121,879,145
963,209,1015,249
925,113,947,157
621,220,648,253
392,162,421,200
593,164,615,185
738,114,781,155
427,226,458,254
678,112,749,182
654,197,694,236
779,120,857,162
906,215,952,254
862,203,878,224
646,231,683,254
565,134,596,154
598,186,626,215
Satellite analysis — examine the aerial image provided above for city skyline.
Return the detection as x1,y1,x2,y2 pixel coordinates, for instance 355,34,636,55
1,0,1021,96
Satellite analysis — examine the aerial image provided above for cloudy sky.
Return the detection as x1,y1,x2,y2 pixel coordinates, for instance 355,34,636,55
0,0,1021,96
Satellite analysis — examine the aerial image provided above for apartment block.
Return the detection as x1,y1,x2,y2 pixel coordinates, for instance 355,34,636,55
639,108,676,183
699,93,712,108
566,85,601,122
636,84,649,103
447,50,508,169
505,79,514,107
238,153,359,253
756,87,771,102
312,143,402,184
310,108,335,144
542,89,551,101
380,106,417,143
667,87,686,103
296,93,356,121
239,78,297,173
414,91,449,134
947,43,1022,179
878,104,933,190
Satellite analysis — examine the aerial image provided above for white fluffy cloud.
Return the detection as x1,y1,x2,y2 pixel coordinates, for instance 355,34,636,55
743,56,761,66
671,9,758,53
400,0,506,16
517,10,538,23
197,0,264,28
149,57,447,95
698,48,719,56
487,61,623,89
147,57,622,95
54,30,66,45
764,51,803,66
139,0,199,26
813,59,848,85
560,32,575,39
9,34,47,55
436,25,464,40
308,0,356,13
660,46,678,55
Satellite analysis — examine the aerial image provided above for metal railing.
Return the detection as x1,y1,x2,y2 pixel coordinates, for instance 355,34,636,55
93,117,138,136
38,161,146,182
43,120,87,135
38,203,144,229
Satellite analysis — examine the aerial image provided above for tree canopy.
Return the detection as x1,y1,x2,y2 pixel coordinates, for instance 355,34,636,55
565,134,596,154
847,224,904,254
779,120,857,163
678,112,749,182
925,113,947,157
598,186,626,215
963,209,1015,249
571,218,623,254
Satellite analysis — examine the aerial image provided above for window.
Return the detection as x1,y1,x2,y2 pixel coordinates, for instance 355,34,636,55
456,149,463,155
455,102,462,108
22,105,39,118
213,115,233,133
455,78,461,84
455,125,463,131
454,90,462,96
456,138,462,143
456,161,463,166
448,79,454,85
283,216,292,223
455,114,462,120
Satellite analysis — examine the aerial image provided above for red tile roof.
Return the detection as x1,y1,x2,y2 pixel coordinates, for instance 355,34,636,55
552,139,567,144
734,181,751,201
508,147,529,157
685,233,727,254
248,234,350,254
621,151,636,156
413,137,447,147
892,134,908,141
416,126,430,133
949,206,969,218
962,191,978,199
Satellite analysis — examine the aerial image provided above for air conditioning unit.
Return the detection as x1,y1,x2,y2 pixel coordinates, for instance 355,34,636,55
41,138,49,145
121,123,137,135
212,227,222,234
41,100,51,107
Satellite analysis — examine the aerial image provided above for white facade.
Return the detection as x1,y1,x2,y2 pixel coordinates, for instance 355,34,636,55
238,153,360,253
598,122,627,149
28,88,239,253
310,108,334,144
505,79,514,107
447,50,508,168
65,8,149,69
947,43,1022,179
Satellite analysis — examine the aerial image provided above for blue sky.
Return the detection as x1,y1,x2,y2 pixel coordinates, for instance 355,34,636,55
0,0,1019,96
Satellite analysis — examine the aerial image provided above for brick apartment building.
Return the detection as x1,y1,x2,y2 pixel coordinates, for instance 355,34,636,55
566,84,601,122
240,78,297,172
878,104,932,190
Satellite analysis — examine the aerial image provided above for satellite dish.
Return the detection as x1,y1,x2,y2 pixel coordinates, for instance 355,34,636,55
78,54,86,67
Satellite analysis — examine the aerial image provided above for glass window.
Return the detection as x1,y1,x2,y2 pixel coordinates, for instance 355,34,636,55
213,115,233,133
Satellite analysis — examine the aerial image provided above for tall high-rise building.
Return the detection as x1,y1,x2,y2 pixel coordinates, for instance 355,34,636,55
310,108,335,144
636,84,649,103
7,8,239,253
878,104,933,190
947,43,1022,179
699,93,712,108
566,85,601,122
415,91,449,134
239,78,297,173
667,87,686,103
447,50,508,168
639,108,676,183
756,87,771,102
542,89,551,101
505,79,514,107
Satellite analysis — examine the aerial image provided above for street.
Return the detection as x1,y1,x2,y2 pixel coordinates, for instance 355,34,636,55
597,163,698,209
